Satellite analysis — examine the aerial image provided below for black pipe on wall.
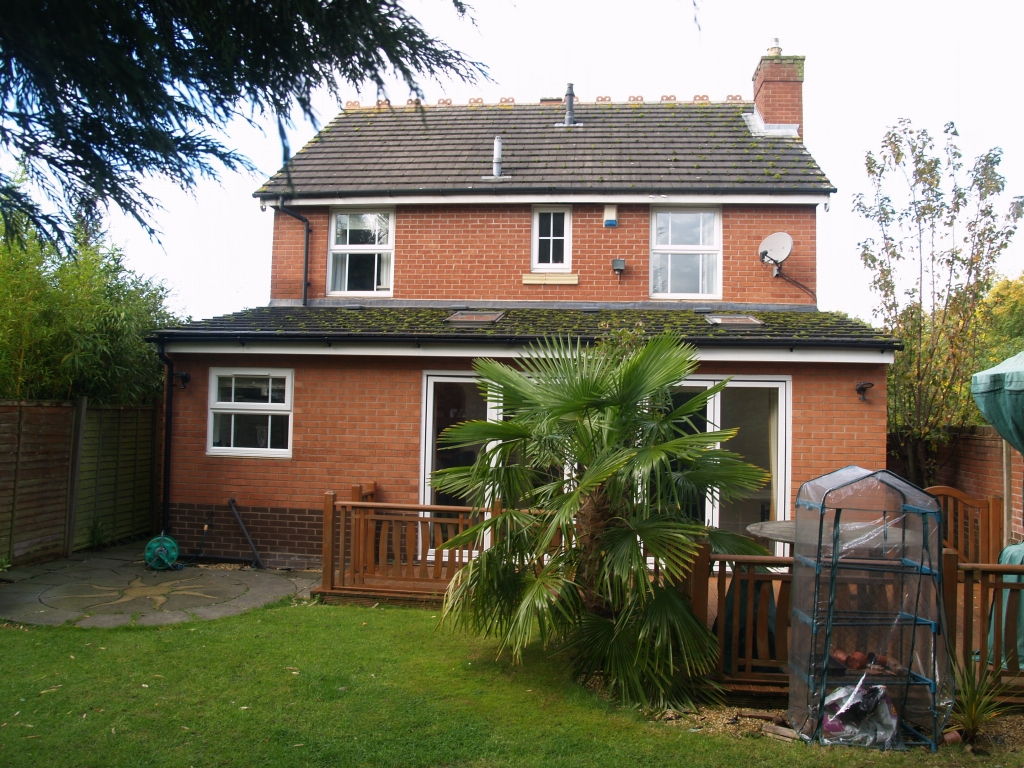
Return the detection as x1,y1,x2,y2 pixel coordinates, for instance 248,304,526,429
276,200,310,306
156,343,174,532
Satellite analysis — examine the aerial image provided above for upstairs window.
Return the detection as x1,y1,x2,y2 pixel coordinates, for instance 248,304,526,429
532,207,572,272
329,211,394,294
650,209,721,298
208,369,293,458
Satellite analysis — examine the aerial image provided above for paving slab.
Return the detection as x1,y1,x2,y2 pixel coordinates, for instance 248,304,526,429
0,543,298,626
77,613,133,628
136,610,192,626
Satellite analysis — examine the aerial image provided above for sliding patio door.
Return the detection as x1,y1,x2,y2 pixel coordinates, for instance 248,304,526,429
421,374,496,506
673,377,789,549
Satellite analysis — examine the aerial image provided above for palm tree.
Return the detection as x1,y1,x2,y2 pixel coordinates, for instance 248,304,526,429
432,332,770,710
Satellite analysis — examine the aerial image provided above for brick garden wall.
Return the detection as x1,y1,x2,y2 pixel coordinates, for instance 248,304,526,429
268,203,818,306
164,353,887,568
887,427,1024,543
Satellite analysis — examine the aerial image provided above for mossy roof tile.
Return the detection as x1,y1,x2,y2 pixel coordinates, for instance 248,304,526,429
153,307,898,350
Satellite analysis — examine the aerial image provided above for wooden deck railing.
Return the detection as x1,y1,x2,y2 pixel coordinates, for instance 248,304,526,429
318,489,494,601
683,547,794,686
315,489,1024,699
927,486,1004,563
945,551,1024,698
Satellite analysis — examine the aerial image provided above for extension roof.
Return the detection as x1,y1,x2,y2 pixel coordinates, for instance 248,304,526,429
153,307,897,350
254,102,835,200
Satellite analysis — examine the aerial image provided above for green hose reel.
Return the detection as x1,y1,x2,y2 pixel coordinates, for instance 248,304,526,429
144,533,180,570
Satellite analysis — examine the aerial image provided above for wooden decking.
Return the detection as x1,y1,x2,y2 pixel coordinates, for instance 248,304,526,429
313,488,1024,698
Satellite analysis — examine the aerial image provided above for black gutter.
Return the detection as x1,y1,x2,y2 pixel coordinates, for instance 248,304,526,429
156,343,174,532
150,331,902,351
275,201,310,306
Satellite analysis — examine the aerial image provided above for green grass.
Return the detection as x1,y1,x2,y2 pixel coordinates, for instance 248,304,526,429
0,599,1002,766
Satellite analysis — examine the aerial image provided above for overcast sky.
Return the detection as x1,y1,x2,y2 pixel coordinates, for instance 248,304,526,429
105,0,1024,323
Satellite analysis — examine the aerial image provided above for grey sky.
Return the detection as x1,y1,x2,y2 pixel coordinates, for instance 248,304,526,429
105,0,1024,322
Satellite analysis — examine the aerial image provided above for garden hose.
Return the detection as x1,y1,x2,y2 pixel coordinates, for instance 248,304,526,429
143,522,211,571
144,532,180,570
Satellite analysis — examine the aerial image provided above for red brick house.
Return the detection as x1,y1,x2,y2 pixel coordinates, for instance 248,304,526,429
152,47,897,569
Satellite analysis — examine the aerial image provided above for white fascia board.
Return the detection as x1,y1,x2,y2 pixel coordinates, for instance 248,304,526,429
164,341,893,365
277,192,830,207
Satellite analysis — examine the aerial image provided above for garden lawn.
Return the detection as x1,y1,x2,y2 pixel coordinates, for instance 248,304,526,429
0,599,1008,767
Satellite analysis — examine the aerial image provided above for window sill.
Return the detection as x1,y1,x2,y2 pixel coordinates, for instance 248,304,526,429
522,273,579,285
206,448,293,459
650,293,722,301
326,291,394,298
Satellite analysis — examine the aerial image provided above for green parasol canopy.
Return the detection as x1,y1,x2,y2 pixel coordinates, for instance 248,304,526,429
972,350,1024,455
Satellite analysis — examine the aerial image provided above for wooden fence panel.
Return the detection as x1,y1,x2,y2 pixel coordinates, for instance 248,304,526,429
0,401,156,564
0,402,75,564
71,407,155,550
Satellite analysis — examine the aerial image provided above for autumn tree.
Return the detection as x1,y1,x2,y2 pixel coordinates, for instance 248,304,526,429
855,120,1023,486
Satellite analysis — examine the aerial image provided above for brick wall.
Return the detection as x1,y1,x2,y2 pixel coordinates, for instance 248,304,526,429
269,203,817,305
752,55,805,135
890,427,1024,543
721,205,815,303
269,207,330,301
164,353,886,566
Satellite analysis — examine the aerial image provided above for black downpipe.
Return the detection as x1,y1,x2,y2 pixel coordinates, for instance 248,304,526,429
276,200,310,306
156,343,174,532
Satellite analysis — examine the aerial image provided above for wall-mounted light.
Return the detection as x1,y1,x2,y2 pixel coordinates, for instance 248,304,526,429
612,258,626,276
855,381,874,401
173,371,191,390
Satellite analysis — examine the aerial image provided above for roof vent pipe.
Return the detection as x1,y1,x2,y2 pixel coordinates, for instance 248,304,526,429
493,136,502,177
564,83,576,126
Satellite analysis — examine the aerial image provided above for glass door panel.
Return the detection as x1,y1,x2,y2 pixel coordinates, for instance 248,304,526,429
429,380,488,506
718,386,778,549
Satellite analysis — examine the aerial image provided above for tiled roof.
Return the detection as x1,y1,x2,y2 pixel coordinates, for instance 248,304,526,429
255,102,835,199
153,307,897,349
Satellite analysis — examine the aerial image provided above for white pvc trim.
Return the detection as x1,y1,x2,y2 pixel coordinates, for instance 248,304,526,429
165,341,894,365
272,192,830,207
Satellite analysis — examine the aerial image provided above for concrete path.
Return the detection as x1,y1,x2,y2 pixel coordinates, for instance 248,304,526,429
0,541,320,628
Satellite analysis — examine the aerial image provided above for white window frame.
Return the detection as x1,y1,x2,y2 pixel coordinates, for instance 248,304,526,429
649,206,722,300
678,375,791,554
327,208,395,296
419,372,501,505
531,206,573,273
207,367,294,458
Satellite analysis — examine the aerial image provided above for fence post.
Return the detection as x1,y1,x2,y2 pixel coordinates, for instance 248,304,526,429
942,547,959,651
64,396,87,557
988,498,1004,562
322,492,336,591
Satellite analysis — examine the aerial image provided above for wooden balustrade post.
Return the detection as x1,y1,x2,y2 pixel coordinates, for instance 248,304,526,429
942,548,958,649
689,541,711,627
322,492,336,591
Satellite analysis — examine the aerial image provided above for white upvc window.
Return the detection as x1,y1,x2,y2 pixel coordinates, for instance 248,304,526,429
328,210,394,295
532,206,572,272
207,368,294,458
650,208,722,299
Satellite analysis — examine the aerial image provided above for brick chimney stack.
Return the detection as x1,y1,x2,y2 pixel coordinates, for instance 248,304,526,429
752,39,805,137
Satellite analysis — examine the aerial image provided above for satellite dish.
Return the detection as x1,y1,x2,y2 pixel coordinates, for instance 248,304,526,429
758,232,793,264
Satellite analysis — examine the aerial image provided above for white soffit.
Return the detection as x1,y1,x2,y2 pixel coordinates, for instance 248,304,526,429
163,341,893,365
276,192,830,207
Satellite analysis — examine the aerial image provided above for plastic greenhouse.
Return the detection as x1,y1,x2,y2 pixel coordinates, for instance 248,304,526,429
788,467,954,751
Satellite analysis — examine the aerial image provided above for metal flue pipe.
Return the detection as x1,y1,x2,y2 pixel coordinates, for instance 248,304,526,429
492,136,502,177
564,83,576,126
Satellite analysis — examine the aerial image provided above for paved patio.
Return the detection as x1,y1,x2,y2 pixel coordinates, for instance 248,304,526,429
0,541,319,628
